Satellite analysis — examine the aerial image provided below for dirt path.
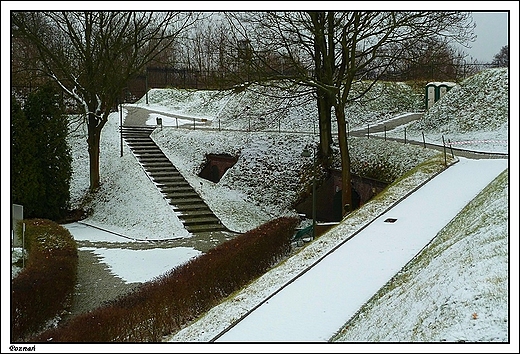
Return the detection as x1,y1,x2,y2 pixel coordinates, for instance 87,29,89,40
61,249,140,322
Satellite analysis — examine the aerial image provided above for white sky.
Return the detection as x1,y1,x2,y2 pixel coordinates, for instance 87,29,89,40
468,12,509,62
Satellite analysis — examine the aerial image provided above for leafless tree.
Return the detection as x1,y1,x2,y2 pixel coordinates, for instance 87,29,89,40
228,11,475,216
492,45,509,68
12,11,198,190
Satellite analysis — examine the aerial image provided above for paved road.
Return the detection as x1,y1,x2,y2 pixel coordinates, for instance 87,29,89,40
348,113,508,160
350,112,424,135
122,105,211,127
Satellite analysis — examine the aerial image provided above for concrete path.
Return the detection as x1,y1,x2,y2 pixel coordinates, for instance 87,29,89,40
213,157,508,342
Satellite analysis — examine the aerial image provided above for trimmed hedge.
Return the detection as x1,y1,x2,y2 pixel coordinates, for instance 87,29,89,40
11,219,78,341
31,216,299,342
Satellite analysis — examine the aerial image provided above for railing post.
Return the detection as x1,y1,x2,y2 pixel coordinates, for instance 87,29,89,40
442,135,447,167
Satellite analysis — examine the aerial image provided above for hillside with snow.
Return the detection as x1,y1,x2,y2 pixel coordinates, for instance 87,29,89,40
388,68,509,153
56,68,514,346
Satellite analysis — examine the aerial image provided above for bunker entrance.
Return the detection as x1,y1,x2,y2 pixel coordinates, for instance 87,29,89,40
295,172,389,223
198,154,238,183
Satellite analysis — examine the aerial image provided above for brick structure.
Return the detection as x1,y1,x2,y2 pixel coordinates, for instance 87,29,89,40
199,154,238,183
296,170,388,222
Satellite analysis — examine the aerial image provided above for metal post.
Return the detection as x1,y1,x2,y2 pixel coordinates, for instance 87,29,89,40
22,223,25,268
384,125,386,141
422,132,426,148
448,139,454,158
367,124,370,138
312,147,316,240
302,147,317,240
145,68,149,105
404,127,407,144
120,101,123,157
442,135,447,166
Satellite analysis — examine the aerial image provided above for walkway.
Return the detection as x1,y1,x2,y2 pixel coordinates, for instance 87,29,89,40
212,157,508,342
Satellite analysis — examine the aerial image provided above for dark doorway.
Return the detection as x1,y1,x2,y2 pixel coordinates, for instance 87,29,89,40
199,154,238,183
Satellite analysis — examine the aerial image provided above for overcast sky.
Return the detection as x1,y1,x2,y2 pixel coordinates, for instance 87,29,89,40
466,11,509,63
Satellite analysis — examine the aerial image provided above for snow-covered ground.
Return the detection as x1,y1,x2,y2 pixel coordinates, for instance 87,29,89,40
211,157,508,342
376,68,509,154
5,68,517,350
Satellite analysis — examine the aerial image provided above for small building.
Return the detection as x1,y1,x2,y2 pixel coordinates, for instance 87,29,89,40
425,81,457,110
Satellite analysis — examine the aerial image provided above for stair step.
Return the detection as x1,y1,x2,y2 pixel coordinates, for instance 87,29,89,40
157,180,192,187
145,166,179,172
123,129,154,133
152,176,186,182
171,203,210,211
168,197,204,204
185,224,227,233
127,141,157,151
122,125,155,130
122,130,153,134
140,161,173,166
124,137,154,142
123,133,153,137
132,149,163,154
164,191,199,198
158,184,192,191
139,158,171,163
133,150,166,157
149,171,183,178
176,210,216,218
180,217,221,225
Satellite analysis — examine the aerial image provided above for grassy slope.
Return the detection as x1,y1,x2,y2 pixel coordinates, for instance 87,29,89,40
332,169,509,342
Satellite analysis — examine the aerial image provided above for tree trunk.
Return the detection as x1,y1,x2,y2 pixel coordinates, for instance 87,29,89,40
87,112,102,191
316,89,333,163
335,103,352,217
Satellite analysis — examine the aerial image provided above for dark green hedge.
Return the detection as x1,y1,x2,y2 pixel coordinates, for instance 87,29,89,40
11,219,78,341
32,216,299,342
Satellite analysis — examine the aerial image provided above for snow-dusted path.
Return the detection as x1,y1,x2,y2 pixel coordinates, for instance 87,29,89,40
214,157,508,342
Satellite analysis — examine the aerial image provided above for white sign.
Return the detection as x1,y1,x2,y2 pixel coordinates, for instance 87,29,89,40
12,204,23,247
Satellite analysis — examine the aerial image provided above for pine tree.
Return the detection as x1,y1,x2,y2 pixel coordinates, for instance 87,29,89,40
11,96,41,216
11,84,72,220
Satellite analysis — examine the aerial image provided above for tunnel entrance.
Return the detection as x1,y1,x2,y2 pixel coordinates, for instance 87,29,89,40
295,171,388,222
198,154,238,183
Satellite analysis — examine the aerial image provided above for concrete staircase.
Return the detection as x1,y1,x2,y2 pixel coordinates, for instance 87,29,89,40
121,125,227,234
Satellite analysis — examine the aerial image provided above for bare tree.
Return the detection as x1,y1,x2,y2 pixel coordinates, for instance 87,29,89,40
12,11,198,190
492,45,509,68
228,11,475,216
